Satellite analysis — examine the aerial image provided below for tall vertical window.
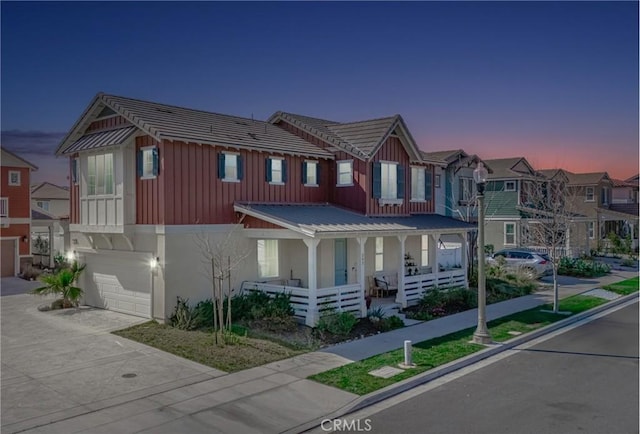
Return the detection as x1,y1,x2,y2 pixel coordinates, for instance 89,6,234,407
411,167,425,201
218,152,243,182
72,158,79,185
86,153,114,196
138,147,159,179
601,187,610,205
380,162,398,199
459,178,474,203
8,171,20,186
302,161,318,186
266,157,286,184
0,198,8,217
504,223,516,245
257,239,279,278
421,235,429,266
585,187,595,202
435,174,441,188
337,160,353,186
375,237,384,271
588,221,595,239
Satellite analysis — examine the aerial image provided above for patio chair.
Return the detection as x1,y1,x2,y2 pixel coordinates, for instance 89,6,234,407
374,274,398,297
367,275,384,298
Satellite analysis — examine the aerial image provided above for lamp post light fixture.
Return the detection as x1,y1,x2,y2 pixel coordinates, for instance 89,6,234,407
472,162,492,344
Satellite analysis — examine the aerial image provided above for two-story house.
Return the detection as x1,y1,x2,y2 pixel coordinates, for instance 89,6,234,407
1,147,38,276
56,93,474,325
31,182,70,267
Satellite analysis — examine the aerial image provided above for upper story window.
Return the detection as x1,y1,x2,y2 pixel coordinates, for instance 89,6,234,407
373,161,405,203
138,147,159,179
505,181,516,191
337,160,353,186
459,178,474,204
87,153,114,196
411,167,433,202
504,222,516,245
71,158,79,185
218,152,243,182
601,187,610,205
8,171,20,186
36,201,50,211
302,161,319,186
266,157,287,184
585,187,595,202
0,198,8,217
435,174,441,188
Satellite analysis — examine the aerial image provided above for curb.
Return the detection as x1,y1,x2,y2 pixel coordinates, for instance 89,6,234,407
287,291,638,434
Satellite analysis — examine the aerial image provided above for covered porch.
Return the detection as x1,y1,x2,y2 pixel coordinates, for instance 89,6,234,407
235,203,475,326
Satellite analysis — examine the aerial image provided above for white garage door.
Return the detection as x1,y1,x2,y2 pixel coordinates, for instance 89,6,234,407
82,252,151,318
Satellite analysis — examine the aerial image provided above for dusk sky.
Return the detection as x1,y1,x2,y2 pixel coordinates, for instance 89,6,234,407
1,1,638,185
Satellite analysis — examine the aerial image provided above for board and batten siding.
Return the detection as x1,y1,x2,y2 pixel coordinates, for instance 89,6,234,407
136,136,163,224
159,140,331,225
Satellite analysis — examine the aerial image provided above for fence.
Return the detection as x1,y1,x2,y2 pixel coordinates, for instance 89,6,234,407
402,268,467,306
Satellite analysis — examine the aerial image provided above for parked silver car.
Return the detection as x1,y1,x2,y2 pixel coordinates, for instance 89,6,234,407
486,248,553,279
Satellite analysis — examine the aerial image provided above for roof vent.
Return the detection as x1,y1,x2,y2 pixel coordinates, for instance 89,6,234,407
247,133,258,140
235,121,249,126
155,108,173,114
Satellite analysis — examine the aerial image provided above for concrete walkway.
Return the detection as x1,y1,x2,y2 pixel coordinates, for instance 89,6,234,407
1,268,637,434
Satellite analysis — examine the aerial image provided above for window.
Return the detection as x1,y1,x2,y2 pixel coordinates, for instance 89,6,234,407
138,147,159,179
36,201,50,211
337,160,353,186
218,152,243,182
411,167,425,201
375,237,384,271
8,171,20,186
421,235,429,266
588,221,595,239
86,153,114,196
505,181,516,191
601,187,610,205
257,239,279,278
72,158,79,185
380,162,397,199
266,157,286,184
302,161,319,186
373,162,405,202
0,198,8,217
585,187,595,202
459,178,474,203
435,174,441,188
504,223,516,245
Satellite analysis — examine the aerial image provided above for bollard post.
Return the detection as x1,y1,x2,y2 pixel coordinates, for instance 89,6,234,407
399,340,416,368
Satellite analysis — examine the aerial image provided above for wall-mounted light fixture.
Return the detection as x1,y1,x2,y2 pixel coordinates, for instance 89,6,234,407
150,257,160,269
22,236,28,243
66,250,76,262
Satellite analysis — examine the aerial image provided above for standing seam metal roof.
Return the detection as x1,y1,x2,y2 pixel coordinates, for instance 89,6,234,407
63,126,137,154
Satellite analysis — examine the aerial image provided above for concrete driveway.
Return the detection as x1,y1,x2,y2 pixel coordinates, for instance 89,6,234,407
0,281,226,433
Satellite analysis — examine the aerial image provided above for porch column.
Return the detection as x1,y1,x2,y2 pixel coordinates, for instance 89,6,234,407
458,232,468,287
565,224,571,258
397,234,407,307
357,237,367,317
429,233,441,280
303,238,320,327
48,223,54,268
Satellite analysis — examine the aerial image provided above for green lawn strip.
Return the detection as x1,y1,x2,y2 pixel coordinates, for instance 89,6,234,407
602,276,639,295
112,321,306,372
309,295,607,395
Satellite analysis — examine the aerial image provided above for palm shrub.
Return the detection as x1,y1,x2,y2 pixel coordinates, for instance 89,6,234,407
31,261,86,308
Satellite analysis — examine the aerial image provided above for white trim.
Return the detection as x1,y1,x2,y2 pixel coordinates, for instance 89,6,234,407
585,186,595,202
8,170,21,186
4,218,31,224
504,180,516,191
336,159,354,187
504,222,516,246
140,146,157,180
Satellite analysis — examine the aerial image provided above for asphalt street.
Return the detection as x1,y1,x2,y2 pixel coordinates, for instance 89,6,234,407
338,301,639,434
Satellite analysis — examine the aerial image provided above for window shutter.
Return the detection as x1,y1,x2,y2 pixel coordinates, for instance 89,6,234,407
282,160,287,183
152,148,159,176
316,164,321,184
425,169,432,201
217,153,225,179
372,162,382,198
71,158,78,184
137,150,143,177
265,158,272,182
301,161,307,184
397,165,405,199
237,155,244,180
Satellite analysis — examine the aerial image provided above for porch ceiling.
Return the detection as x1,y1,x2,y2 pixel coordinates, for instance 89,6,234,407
234,203,475,238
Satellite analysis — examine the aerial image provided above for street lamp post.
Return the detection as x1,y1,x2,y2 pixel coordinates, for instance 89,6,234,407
473,162,491,344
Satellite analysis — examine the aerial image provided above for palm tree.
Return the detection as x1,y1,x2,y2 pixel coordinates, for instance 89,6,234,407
32,261,86,308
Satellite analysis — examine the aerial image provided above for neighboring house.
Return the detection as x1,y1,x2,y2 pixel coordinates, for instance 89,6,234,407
611,178,639,204
31,182,70,267
481,157,539,253
0,147,38,276
56,93,474,325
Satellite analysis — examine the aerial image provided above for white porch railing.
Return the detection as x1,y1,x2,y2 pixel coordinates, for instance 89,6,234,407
240,281,364,325
528,246,572,258
403,269,467,306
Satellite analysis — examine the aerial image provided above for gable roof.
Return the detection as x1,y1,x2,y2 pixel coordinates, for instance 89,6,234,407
1,147,38,170
421,149,493,172
268,112,424,162
31,182,70,200
56,94,334,159
483,157,536,180
537,168,570,183
625,174,639,184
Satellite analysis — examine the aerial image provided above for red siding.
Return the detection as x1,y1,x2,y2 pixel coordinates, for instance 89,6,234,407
0,166,31,255
86,116,131,133
161,141,331,225
242,215,284,229
0,224,31,255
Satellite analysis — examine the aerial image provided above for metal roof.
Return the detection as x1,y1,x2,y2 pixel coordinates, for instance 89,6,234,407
62,126,137,154
235,202,475,237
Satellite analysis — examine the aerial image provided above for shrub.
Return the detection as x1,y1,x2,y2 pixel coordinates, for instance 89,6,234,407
316,311,358,336
405,287,477,320
170,296,196,330
558,257,611,277
367,306,386,322
621,257,637,267
31,261,85,308
376,315,404,332
21,264,41,281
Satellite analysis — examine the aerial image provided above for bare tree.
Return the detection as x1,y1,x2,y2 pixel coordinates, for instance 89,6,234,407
194,226,252,345
518,170,578,313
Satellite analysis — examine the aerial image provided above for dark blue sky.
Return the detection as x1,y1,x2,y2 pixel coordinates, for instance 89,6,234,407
1,1,638,184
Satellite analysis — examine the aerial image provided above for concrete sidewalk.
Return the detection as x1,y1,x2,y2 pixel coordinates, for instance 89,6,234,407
2,269,637,434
